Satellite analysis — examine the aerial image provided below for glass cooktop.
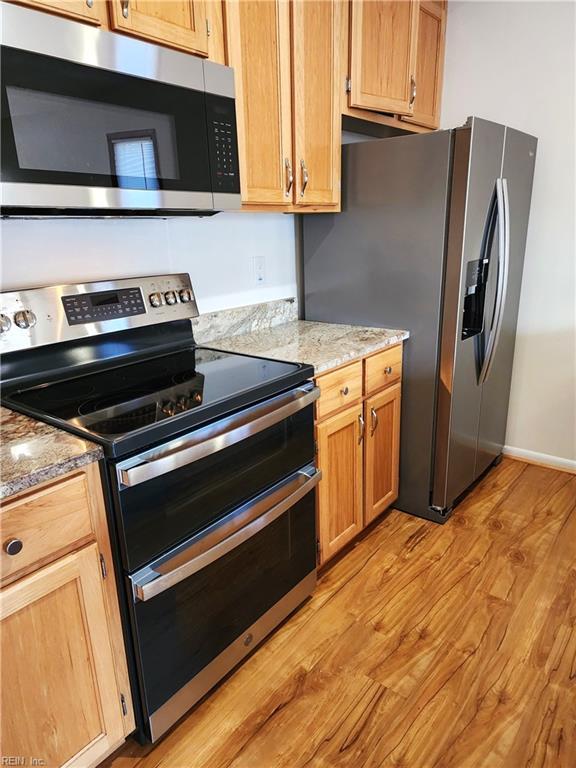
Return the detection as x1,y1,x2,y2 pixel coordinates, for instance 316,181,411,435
6,346,304,439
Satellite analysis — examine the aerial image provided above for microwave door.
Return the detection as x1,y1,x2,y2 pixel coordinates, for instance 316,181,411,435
0,4,240,215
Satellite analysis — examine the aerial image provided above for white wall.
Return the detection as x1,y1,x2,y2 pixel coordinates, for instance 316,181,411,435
0,213,297,314
441,0,576,468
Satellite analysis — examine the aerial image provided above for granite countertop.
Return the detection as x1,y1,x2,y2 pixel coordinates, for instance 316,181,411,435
0,407,102,501
212,320,409,374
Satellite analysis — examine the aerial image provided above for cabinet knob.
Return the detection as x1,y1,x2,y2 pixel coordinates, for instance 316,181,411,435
384,366,393,375
4,538,23,556
340,386,349,396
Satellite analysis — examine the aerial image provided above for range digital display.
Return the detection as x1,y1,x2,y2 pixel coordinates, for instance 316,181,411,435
91,292,120,307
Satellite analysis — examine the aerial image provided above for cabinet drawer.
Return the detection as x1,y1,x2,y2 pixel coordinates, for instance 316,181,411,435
364,345,403,395
316,361,363,421
1,473,94,584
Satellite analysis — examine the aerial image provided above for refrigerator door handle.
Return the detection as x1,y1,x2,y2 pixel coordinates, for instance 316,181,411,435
479,178,510,384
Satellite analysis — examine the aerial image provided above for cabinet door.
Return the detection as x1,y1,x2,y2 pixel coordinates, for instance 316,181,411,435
292,0,341,206
10,0,108,24
364,383,401,525
109,0,209,56
1,544,126,768
225,0,293,206
316,404,364,564
349,0,419,115
402,0,446,129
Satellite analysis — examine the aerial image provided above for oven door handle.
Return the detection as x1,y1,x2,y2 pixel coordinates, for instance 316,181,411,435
117,383,320,488
129,465,321,602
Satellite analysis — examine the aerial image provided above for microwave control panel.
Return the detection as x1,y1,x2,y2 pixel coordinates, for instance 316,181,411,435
206,94,240,194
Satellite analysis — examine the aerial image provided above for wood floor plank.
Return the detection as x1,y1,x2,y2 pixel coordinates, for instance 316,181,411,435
104,459,575,768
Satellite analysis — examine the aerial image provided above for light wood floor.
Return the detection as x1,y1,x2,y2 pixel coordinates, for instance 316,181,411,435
105,458,576,768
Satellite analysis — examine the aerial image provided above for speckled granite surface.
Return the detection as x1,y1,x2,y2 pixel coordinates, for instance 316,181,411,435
212,320,409,374
193,298,298,345
0,407,102,500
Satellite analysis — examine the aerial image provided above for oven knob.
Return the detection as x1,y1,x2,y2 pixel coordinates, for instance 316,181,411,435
161,401,176,416
192,392,202,404
13,310,37,329
0,314,11,333
179,288,193,303
164,291,178,305
149,292,163,308
176,395,190,411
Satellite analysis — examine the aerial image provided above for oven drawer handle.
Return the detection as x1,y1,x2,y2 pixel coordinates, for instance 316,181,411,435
118,383,320,488
130,466,321,602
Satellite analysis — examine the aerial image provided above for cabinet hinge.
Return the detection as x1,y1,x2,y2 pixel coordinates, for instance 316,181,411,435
314,440,318,456
345,78,352,93
99,552,108,580
206,18,211,37
316,539,321,565
120,693,128,716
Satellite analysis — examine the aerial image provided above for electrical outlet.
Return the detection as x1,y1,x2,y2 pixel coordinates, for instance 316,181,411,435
252,254,266,284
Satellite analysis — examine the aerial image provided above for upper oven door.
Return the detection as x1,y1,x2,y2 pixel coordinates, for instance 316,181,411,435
0,4,240,214
113,384,319,573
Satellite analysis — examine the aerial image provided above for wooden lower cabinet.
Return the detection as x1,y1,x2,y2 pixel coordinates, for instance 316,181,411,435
1,544,126,767
316,404,364,563
0,465,134,767
315,347,403,565
364,383,401,525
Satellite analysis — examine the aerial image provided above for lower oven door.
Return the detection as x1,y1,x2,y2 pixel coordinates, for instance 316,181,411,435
128,464,320,741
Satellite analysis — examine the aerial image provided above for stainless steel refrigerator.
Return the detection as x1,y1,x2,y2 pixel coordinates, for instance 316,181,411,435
301,117,537,524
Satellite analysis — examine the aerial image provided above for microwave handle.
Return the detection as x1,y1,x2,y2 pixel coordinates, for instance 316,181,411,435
130,465,321,602
117,383,320,488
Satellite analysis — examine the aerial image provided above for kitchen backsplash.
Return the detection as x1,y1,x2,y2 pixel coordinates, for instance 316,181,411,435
0,213,298,314
193,297,298,345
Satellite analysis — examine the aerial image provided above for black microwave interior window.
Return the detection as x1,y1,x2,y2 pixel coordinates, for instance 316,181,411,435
1,46,211,192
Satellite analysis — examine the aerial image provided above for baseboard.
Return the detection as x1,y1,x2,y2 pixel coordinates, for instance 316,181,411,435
503,446,576,474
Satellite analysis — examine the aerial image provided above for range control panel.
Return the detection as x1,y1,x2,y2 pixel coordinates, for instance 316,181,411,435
0,274,199,354
62,287,146,325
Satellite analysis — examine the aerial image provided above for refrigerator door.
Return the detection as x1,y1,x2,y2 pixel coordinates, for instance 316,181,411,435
475,127,537,476
432,118,506,514
303,130,453,520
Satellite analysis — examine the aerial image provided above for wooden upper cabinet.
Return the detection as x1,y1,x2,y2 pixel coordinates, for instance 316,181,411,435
109,0,209,56
402,0,446,129
225,0,293,205
364,383,401,525
1,544,126,767
10,0,109,25
316,403,364,564
292,0,341,206
349,0,419,116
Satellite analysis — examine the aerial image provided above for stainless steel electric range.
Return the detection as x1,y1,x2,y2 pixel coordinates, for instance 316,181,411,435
0,274,320,741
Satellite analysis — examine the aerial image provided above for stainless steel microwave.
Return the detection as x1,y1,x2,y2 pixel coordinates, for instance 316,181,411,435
0,4,241,216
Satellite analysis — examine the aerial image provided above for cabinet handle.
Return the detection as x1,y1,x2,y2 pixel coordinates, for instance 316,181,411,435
384,366,393,375
121,0,129,18
340,386,349,396
300,159,309,197
86,0,94,7
4,538,23,556
409,75,417,107
285,158,293,197
358,413,365,443
370,407,379,435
